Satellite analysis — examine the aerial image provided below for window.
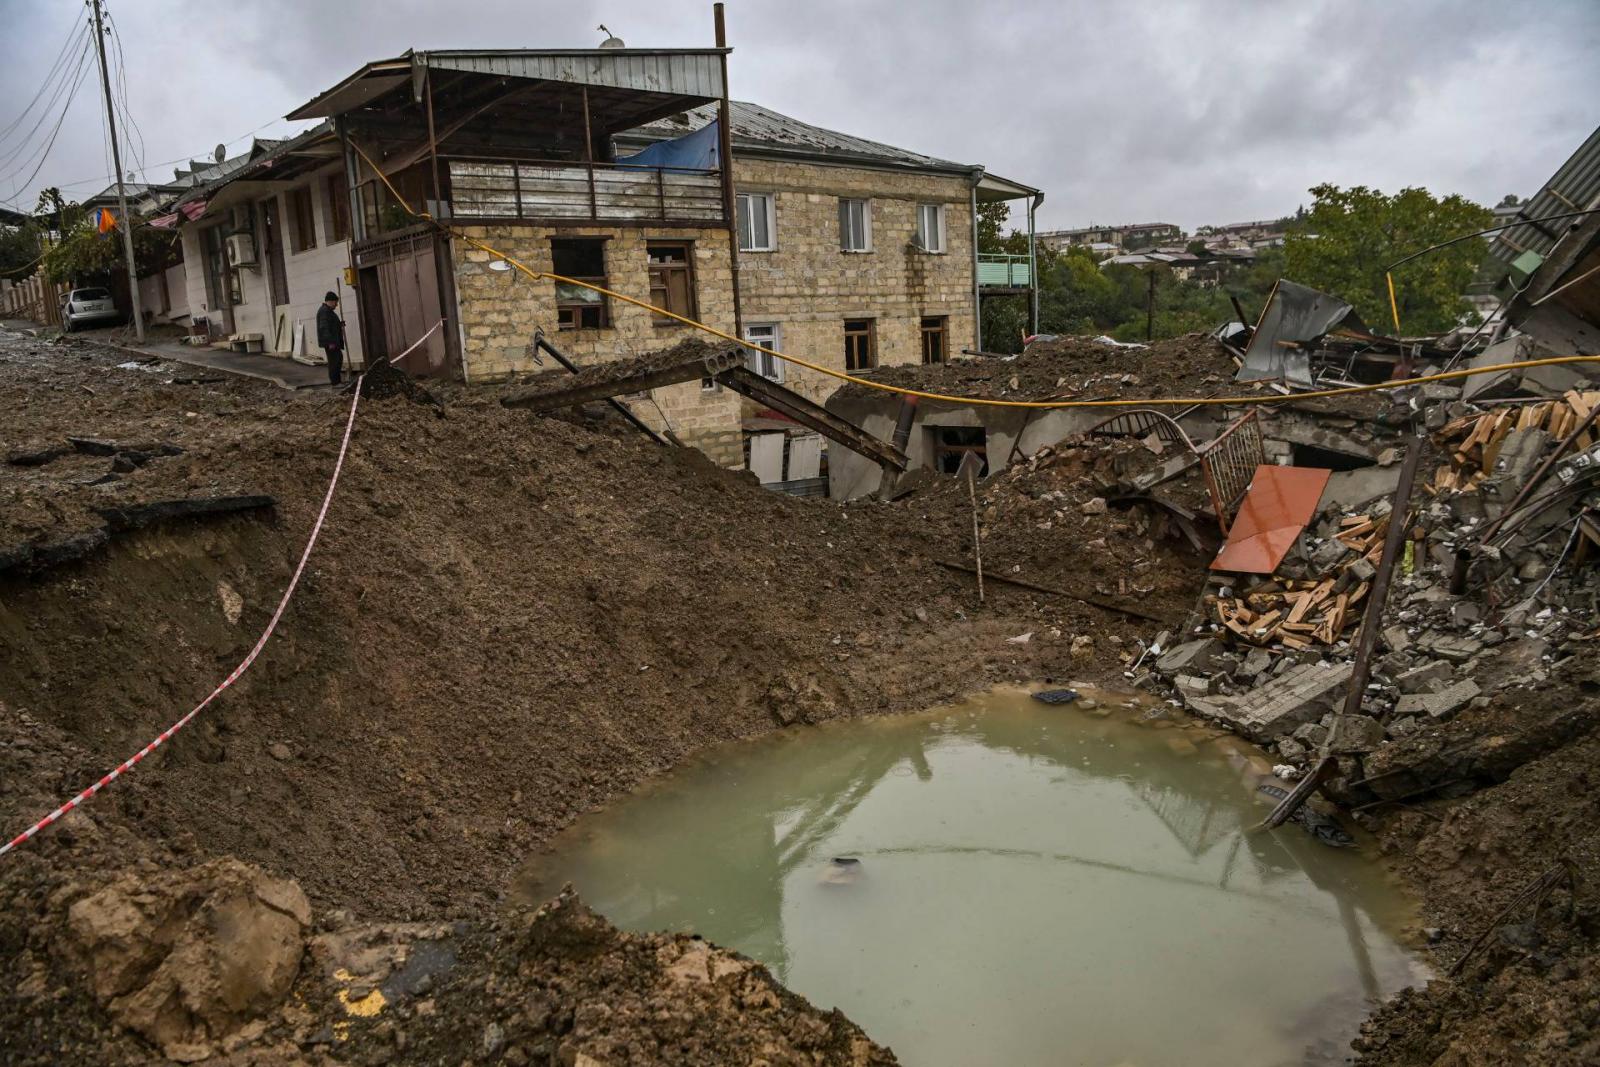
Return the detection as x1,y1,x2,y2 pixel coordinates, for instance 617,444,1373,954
920,316,947,364
551,238,609,329
839,198,871,252
288,187,317,253
646,242,696,323
915,203,946,253
736,192,776,252
930,427,988,476
743,323,783,383
202,225,240,308
325,175,349,243
844,318,876,371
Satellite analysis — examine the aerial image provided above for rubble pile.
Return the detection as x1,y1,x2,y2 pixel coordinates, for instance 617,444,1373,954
1133,383,1599,789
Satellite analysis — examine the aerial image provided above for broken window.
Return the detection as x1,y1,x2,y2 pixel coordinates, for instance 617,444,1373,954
647,242,696,322
920,316,947,364
914,204,946,253
325,174,350,243
551,238,609,330
736,192,775,251
288,186,317,253
744,323,783,383
839,198,871,252
930,426,987,476
844,318,876,371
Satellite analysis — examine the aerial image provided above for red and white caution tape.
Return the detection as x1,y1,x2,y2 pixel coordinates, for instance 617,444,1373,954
0,321,445,859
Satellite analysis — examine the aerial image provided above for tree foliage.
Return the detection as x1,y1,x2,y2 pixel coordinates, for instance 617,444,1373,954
1283,183,1492,334
38,200,175,285
0,222,44,281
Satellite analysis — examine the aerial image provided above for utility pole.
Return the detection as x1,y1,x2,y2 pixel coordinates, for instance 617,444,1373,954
90,0,144,342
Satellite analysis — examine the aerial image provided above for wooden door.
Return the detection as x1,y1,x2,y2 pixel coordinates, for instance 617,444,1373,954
260,200,289,311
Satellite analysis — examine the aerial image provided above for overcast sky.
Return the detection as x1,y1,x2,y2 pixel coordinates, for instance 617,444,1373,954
2,0,1596,231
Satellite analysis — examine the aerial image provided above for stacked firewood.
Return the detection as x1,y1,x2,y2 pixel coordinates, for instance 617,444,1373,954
1429,390,1599,494
1207,514,1388,649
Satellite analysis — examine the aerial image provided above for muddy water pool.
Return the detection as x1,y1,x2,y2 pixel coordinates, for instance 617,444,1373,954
515,686,1426,1066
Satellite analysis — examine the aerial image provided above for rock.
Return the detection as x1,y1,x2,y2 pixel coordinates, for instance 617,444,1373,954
267,742,292,762
66,859,311,1060
1328,714,1386,754
1174,674,1213,699
1381,625,1411,653
1449,601,1483,627
1006,632,1033,645
1395,660,1452,694
913,606,929,623
1276,737,1308,762
1346,557,1376,582
1156,638,1221,675
1236,647,1274,680
217,581,244,626
1292,722,1329,749
1069,634,1094,659
1080,497,1108,516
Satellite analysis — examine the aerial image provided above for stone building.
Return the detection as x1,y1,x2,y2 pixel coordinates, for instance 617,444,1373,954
164,47,1039,469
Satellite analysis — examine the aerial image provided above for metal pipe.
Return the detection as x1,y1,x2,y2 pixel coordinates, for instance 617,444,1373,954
1027,194,1039,334
969,178,982,352
581,86,598,221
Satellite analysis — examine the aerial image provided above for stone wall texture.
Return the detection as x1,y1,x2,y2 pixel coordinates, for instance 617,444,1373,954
449,158,978,467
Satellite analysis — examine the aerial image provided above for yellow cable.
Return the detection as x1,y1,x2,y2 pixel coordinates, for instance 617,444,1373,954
353,144,1600,411
1385,271,1402,336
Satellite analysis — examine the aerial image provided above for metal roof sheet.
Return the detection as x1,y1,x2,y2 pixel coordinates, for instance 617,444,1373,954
1211,466,1332,574
627,101,977,175
423,49,725,99
1487,124,1600,271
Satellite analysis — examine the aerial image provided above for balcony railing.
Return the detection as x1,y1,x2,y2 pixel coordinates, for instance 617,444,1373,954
446,157,725,225
978,253,1031,288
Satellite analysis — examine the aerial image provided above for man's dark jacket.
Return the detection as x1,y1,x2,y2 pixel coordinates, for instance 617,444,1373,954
316,304,343,349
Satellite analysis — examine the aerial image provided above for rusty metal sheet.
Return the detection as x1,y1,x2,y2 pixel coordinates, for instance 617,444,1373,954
1210,465,1332,574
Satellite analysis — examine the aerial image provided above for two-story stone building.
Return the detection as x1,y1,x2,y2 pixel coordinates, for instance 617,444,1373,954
166,45,1039,469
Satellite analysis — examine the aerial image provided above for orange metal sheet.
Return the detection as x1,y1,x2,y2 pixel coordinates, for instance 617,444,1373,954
1210,465,1332,574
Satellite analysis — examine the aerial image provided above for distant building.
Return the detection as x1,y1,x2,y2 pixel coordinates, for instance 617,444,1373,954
1039,221,1183,253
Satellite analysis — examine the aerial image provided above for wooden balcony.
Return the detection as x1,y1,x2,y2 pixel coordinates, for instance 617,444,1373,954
445,157,725,226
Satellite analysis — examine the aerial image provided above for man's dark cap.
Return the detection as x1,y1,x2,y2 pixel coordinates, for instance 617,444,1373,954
324,291,339,302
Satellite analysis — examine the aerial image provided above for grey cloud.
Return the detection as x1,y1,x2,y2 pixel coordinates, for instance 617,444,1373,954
1,0,1596,229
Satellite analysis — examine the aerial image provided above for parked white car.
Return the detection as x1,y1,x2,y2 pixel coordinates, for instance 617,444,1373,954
60,287,122,332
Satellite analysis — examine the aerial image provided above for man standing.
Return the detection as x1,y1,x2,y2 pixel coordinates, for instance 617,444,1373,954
316,291,346,385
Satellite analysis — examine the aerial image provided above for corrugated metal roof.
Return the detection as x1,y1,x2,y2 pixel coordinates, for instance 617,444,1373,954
626,101,976,175
423,49,724,100
1487,124,1600,271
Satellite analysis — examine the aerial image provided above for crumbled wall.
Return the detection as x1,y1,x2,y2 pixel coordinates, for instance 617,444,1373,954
451,224,743,465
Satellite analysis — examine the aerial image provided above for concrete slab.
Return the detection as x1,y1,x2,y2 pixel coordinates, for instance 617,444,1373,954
1197,660,1354,742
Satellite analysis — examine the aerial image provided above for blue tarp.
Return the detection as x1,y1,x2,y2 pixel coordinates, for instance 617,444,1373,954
616,120,719,171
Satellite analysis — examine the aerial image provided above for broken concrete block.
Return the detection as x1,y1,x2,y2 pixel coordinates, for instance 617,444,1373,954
1174,674,1214,699
1395,660,1452,694
1157,638,1221,675
1394,678,1481,719
1214,661,1354,742
1420,634,1482,663
1381,625,1411,653
1237,647,1274,680
1328,714,1386,754
1292,722,1329,749
1449,601,1483,627
1276,737,1309,763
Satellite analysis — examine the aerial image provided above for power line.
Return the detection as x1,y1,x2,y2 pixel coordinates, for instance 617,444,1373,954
0,33,94,181
0,37,96,202
0,11,89,147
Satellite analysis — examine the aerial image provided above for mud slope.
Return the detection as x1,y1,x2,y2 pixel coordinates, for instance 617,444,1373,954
1,336,1202,1063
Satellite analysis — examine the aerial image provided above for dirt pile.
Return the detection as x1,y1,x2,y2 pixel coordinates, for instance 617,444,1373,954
833,332,1240,403
401,890,894,1066
0,331,1198,1063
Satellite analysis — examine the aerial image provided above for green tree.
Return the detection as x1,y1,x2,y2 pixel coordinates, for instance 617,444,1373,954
39,200,175,286
0,222,44,280
1283,183,1492,334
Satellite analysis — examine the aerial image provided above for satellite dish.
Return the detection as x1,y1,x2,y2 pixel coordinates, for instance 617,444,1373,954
213,144,227,163
489,260,513,272
597,22,625,48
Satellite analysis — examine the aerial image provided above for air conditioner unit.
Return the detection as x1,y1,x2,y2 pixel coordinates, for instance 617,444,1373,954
226,233,257,268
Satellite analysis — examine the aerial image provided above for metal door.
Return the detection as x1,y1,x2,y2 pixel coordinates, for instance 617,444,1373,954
354,230,452,377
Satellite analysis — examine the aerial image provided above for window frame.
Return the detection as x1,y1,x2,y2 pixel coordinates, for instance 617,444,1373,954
646,240,697,325
325,174,350,243
914,203,947,254
843,318,877,371
838,197,872,253
920,315,948,365
550,237,611,331
287,186,317,254
736,191,776,252
743,322,783,383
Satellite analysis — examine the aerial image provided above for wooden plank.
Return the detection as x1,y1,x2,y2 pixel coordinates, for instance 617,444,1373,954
1286,592,1315,625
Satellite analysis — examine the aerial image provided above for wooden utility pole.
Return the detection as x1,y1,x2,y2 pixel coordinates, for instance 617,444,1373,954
90,0,144,342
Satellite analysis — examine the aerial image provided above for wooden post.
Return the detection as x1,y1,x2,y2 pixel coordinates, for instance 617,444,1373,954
714,3,743,338
958,451,985,603
1262,439,1425,830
